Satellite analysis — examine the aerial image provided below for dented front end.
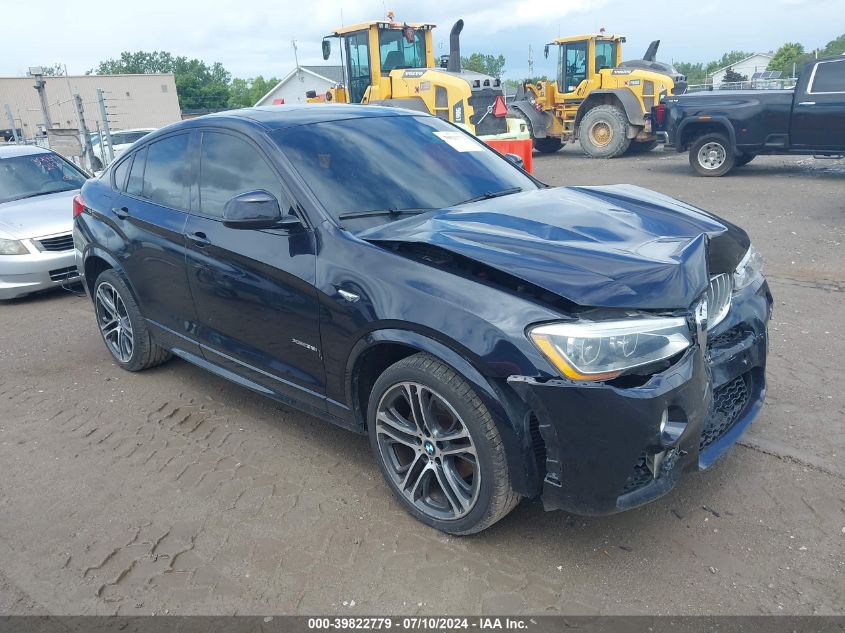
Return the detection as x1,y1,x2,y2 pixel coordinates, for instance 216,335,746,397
508,277,772,516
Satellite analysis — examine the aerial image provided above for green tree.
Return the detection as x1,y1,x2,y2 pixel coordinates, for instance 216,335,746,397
40,63,66,76
228,75,280,108
90,51,232,110
767,42,806,76
722,68,747,84
822,33,845,56
461,53,506,79
674,61,706,85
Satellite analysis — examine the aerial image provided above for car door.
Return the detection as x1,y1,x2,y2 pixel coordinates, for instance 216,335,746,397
183,128,325,414
791,58,845,150
112,132,200,353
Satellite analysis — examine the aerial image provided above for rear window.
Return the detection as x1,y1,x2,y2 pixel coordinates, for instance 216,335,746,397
810,60,845,93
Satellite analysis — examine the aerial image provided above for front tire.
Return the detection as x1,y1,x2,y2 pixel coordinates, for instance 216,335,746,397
368,353,519,535
690,133,735,176
578,105,631,158
93,270,172,372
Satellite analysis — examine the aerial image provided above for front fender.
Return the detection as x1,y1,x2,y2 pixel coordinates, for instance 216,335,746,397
346,328,541,497
509,100,551,138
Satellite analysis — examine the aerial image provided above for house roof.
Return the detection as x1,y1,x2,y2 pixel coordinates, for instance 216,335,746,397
255,66,344,105
708,53,773,76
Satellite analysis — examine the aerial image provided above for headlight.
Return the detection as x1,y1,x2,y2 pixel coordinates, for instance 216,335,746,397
529,317,693,381
733,245,763,290
0,238,28,255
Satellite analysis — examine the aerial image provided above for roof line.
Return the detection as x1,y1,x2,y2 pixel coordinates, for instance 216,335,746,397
255,67,340,105
708,53,774,76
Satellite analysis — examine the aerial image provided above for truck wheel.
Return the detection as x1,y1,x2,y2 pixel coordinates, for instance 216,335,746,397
736,153,756,167
533,137,563,154
368,353,520,535
626,139,659,154
690,133,735,176
578,105,631,158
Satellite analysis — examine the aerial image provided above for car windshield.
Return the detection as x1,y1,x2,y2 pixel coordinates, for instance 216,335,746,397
272,114,538,223
0,152,87,204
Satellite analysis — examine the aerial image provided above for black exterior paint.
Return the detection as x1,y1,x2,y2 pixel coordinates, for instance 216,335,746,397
74,105,770,514
656,56,845,155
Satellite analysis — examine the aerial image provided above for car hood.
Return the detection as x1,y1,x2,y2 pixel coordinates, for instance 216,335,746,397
0,190,78,240
357,185,750,310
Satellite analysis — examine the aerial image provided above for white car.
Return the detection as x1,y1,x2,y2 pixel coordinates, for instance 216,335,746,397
91,128,155,170
0,145,88,300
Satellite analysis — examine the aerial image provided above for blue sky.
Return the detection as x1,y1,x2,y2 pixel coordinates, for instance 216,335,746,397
2,0,842,80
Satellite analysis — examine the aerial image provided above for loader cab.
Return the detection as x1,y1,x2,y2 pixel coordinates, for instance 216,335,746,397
545,35,625,95
322,20,436,103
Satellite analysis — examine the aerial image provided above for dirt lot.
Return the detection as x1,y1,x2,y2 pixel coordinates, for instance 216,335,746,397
1,148,843,616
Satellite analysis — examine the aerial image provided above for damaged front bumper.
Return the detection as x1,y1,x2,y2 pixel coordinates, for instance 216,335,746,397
508,278,772,516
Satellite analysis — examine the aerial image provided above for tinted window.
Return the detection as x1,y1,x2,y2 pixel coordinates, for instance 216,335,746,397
0,151,87,204
811,60,845,93
112,156,131,191
110,133,126,145
273,115,537,221
199,132,283,217
125,131,151,144
126,148,146,196
141,134,191,209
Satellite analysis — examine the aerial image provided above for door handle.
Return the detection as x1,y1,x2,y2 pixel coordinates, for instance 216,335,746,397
798,101,816,106
189,231,211,247
111,206,129,219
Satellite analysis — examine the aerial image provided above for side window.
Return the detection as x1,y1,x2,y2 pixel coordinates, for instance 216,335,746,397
594,41,617,72
112,155,132,191
199,131,285,218
559,42,587,92
811,60,845,94
110,133,125,146
142,134,191,209
126,147,146,196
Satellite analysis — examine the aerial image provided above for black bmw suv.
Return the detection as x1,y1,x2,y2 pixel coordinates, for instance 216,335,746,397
73,105,771,534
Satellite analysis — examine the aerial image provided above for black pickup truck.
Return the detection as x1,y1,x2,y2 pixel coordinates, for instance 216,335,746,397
654,55,845,175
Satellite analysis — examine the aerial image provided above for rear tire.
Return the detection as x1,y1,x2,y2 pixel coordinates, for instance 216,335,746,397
578,105,631,158
689,133,735,176
93,270,172,372
533,137,563,154
367,353,519,535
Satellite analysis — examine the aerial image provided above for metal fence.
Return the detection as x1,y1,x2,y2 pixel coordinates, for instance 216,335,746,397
686,79,797,93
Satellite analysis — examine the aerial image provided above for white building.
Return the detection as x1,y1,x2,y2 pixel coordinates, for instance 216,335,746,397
255,66,344,106
709,53,774,84
0,73,181,141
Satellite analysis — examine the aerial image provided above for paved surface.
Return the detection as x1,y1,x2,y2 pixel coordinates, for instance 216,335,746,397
0,148,843,616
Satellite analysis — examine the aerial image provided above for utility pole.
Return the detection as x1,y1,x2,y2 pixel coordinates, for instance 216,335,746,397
96,88,115,163
528,44,534,78
29,66,53,130
292,39,303,81
73,94,96,172
4,105,20,143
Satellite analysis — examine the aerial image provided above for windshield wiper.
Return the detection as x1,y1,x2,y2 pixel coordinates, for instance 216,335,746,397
338,207,433,220
456,187,523,206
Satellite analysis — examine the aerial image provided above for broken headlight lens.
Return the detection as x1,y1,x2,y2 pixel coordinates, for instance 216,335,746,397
0,238,28,255
529,317,693,381
733,244,763,291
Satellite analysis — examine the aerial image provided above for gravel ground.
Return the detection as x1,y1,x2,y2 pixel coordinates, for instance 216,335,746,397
0,147,843,616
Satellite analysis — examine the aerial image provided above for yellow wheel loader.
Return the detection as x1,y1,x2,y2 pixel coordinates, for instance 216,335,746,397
509,34,687,158
309,17,525,140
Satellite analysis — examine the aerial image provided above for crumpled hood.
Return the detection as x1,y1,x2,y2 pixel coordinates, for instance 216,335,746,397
358,185,750,309
0,190,78,240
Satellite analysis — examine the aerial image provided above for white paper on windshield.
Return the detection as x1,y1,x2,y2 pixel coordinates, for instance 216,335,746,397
434,131,484,152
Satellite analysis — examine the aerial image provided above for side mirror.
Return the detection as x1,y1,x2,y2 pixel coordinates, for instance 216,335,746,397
222,190,300,230
503,153,525,170
544,44,550,59
322,39,331,61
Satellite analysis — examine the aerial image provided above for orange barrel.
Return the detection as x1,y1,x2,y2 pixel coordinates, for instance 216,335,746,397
484,138,533,174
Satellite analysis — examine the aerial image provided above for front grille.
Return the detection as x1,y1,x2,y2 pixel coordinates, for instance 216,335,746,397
706,273,732,330
468,89,508,136
37,233,74,252
708,325,745,350
622,450,652,494
700,374,750,450
49,265,79,282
